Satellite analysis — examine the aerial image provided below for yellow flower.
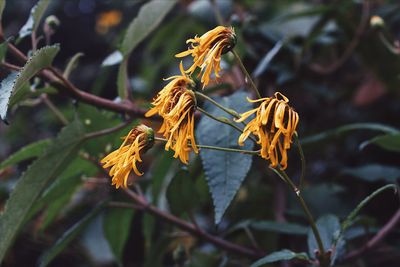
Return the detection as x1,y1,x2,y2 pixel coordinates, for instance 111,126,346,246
236,92,299,170
96,10,122,34
176,26,236,88
101,125,154,188
145,63,198,164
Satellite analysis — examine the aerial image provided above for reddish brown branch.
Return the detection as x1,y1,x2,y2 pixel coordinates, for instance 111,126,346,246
310,1,370,74
122,188,265,259
4,42,155,119
344,208,400,262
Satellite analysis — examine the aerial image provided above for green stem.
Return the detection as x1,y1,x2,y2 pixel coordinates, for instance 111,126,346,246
195,91,240,119
293,132,306,190
270,167,326,258
154,137,259,155
232,49,261,99
41,94,69,125
197,106,245,135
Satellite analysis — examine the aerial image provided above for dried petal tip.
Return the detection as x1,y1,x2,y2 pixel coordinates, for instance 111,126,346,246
100,124,154,189
176,26,236,88
236,92,299,170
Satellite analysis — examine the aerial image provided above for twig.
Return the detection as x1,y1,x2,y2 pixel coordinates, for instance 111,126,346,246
1,62,22,71
310,0,370,74
344,208,400,262
84,120,133,139
122,188,265,259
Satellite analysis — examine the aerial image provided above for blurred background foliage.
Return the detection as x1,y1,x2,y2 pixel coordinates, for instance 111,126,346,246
0,0,400,266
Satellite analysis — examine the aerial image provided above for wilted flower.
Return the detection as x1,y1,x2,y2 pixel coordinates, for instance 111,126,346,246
145,63,198,164
101,125,154,188
236,92,299,169
176,26,236,88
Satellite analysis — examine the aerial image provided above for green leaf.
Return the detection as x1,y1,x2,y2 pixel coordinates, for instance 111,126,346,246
250,249,309,267
167,168,199,216
250,221,308,235
0,120,85,262
342,164,400,183
0,138,51,170
120,0,177,57
19,0,51,38
0,0,6,22
38,202,106,267
117,59,128,99
150,150,176,206
307,214,344,264
102,50,123,66
63,52,84,79
0,45,60,120
0,40,8,62
196,91,254,224
360,133,400,152
103,207,134,266
0,72,18,121
301,123,399,147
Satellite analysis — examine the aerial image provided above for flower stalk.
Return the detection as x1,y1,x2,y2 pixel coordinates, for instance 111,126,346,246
232,49,261,99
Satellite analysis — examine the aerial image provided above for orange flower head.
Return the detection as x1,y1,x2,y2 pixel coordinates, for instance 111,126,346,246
145,63,198,164
176,26,236,88
101,124,154,188
235,92,299,170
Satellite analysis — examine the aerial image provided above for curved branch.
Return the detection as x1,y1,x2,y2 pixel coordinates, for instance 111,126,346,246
122,188,265,259
344,208,400,262
309,0,370,74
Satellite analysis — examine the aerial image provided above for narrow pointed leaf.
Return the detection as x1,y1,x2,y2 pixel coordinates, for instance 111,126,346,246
0,45,59,121
19,0,51,38
251,249,309,267
0,138,51,170
0,120,85,262
120,0,177,57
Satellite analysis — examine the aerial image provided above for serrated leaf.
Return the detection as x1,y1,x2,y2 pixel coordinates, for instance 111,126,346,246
63,52,84,79
251,249,309,267
120,0,177,57
0,138,51,170
19,0,51,38
103,207,134,265
307,214,344,264
342,164,400,183
301,123,399,147
196,91,254,224
117,59,128,99
0,72,18,121
360,133,400,152
0,120,85,262
102,50,123,66
167,168,199,216
0,45,59,121
38,202,106,267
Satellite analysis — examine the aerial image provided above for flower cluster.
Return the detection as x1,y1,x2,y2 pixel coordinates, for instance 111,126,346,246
236,92,299,170
101,25,299,189
145,63,198,164
101,125,154,188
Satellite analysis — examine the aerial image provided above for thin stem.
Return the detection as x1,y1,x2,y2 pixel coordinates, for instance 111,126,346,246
231,49,261,99
293,132,306,191
270,167,326,259
40,94,69,125
195,91,240,119
84,120,133,139
197,106,244,134
154,137,259,155
210,0,225,25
